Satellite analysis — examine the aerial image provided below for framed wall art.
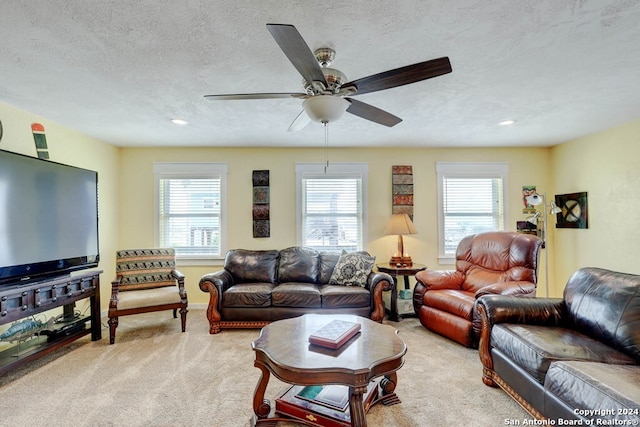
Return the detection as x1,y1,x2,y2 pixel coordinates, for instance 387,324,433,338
555,192,588,229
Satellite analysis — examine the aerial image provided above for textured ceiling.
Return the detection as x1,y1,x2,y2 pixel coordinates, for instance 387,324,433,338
1,1,640,148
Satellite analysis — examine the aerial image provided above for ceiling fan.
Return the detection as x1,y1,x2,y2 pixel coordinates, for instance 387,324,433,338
204,23,452,131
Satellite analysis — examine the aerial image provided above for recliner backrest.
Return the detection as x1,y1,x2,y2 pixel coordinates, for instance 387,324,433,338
564,267,640,362
455,232,542,293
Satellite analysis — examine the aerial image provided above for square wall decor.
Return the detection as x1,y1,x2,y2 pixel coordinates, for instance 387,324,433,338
555,192,588,229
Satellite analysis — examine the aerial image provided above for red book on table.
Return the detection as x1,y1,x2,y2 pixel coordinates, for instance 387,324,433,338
309,319,361,349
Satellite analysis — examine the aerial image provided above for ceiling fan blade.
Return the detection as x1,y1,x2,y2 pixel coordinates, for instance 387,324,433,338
345,98,402,127
344,57,452,96
266,23,328,88
204,93,307,100
287,110,311,132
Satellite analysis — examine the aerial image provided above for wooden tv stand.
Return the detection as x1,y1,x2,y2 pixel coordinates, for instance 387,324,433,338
0,270,102,376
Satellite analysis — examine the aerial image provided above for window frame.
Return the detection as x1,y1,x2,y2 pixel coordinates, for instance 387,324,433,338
153,162,228,265
436,162,509,265
295,162,368,253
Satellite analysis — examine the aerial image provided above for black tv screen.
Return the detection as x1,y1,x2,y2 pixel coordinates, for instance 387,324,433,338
0,149,99,285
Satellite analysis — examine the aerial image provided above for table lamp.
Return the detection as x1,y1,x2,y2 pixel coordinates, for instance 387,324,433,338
384,213,418,266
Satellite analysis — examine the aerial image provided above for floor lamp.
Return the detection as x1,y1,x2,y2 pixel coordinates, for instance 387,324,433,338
525,193,561,297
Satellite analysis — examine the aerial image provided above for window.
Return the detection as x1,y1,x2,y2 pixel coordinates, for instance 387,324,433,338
153,163,227,261
436,162,508,264
296,163,368,253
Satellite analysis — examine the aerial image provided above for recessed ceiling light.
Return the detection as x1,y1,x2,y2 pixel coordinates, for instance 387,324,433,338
498,120,515,126
171,118,188,125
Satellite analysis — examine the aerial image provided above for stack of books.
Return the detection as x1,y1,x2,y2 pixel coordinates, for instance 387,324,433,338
275,382,378,427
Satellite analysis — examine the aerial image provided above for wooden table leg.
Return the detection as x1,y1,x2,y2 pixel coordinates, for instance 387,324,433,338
378,372,401,406
388,274,402,322
251,363,273,426
349,385,369,427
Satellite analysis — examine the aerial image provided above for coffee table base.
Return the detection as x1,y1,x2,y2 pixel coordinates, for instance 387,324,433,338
251,374,400,427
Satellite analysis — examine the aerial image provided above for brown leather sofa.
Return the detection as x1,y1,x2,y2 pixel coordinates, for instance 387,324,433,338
476,267,640,423
199,246,392,334
412,231,542,348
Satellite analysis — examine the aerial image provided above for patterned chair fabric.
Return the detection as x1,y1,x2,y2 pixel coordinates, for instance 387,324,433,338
116,248,176,290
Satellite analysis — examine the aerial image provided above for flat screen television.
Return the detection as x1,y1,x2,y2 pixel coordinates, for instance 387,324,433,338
0,149,99,286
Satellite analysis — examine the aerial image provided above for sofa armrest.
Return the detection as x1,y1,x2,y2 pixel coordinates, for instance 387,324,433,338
476,294,566,386
415,270,465,290
199,270,234,293
367,271,392,292
199,270,234,334
476,294,566,327
413,270,465,313
367,271,393,322
475,280,536,298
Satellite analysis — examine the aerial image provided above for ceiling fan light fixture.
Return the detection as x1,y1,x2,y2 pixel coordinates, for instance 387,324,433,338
302,96,349,124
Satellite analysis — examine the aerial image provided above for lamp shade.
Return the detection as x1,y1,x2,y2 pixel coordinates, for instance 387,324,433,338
525,194,543,206
302,96,350,123
384,213,417,236
526,211,542,224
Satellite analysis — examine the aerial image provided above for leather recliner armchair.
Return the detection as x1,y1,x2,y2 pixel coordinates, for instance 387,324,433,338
412,231,542,348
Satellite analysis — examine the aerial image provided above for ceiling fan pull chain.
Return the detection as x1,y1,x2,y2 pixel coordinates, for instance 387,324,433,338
324,121,329,173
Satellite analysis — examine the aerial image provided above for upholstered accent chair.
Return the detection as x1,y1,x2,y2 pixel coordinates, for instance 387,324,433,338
108,248,188,344
412,231,542,348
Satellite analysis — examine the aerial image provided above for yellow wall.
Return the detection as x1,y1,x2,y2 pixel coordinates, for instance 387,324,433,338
549,117,640,293
119,146,551,305
0,102,120,312
9,96,639,309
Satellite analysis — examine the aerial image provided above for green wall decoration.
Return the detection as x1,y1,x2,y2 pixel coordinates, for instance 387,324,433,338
32,123,50,159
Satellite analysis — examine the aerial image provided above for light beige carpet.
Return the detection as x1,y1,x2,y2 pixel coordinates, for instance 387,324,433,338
0,310,527,426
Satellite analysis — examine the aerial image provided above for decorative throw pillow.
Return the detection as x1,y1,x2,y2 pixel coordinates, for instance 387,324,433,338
329,251,376,287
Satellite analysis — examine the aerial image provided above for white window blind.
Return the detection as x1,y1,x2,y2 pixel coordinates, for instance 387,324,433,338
296,163,368,253
436,162,508,263
154,163,227,259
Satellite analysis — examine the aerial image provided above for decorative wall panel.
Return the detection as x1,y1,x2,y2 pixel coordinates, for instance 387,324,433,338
392,165,413,220
252,170,270,237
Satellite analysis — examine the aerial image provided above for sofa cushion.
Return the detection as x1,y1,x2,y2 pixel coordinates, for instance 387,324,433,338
564,267,640,362
329,251,375,287
318,252,341,284
224,249,279,284
545,361,640,422
320,285,371,308
277,247,320,284
222,283,275,307
272,283,322,308
423,289,475,320
491,324,636,384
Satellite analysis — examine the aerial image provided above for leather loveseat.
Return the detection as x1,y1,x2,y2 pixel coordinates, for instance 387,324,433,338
476,267,640,423
199,246,392,334
413,231,542,348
